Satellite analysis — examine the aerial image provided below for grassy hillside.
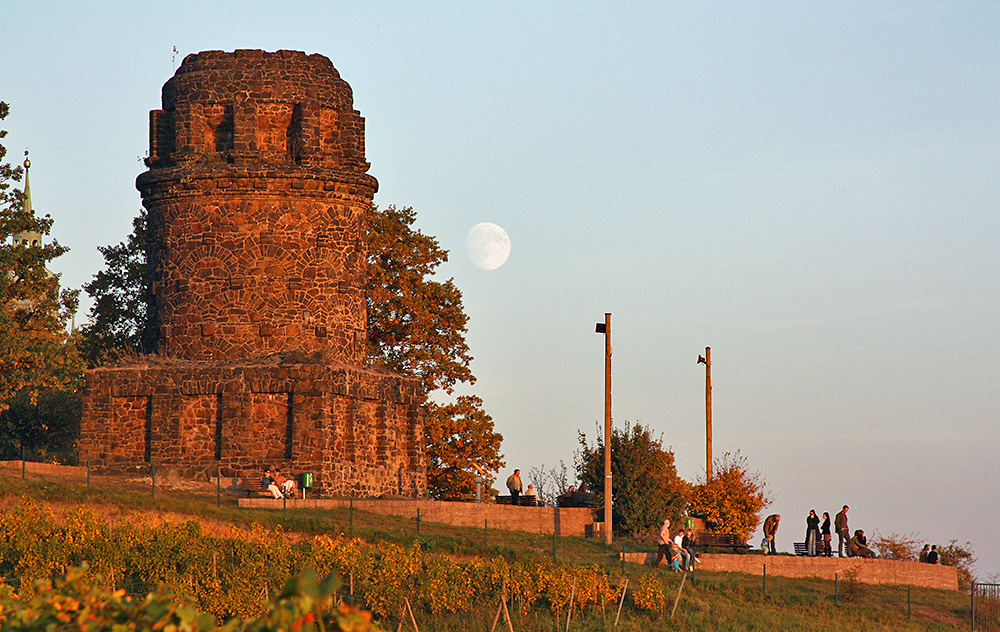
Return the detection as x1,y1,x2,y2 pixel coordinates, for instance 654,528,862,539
0,473,970,631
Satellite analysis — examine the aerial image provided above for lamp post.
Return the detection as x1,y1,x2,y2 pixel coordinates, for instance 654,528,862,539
697,347,712,480
595,313,612,545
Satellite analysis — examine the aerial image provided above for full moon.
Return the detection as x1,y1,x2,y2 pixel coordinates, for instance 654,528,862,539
466,223,511,271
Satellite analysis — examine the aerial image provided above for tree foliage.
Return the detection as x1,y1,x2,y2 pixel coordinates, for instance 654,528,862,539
78,209,151,367
687,451,770,542
0,101,82,411
366,204,474,394
939,540,977,591
0,387,81,463
870,531,921,561
423,395,504,501
366,204,502,498
576,422,689,537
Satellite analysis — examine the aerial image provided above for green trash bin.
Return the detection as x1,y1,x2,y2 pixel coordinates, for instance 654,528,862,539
685,517,694,530
300,472,313,499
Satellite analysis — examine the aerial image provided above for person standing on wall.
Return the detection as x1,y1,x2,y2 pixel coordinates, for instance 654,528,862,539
763,514,780,555
821,511,833,557
805,509,821,556
835,505,850,557
506,469,523,504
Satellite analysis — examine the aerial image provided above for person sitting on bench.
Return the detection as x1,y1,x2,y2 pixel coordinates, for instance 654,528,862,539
261,468,283,499
273,467,298,498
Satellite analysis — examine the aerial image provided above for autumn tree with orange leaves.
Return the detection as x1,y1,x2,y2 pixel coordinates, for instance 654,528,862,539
366,204,503,500
687,451,771,542
0,101,82,413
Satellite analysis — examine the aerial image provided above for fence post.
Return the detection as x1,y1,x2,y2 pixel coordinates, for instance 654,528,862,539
350,493,354,534
834,572,838,606
217,468,221,507
762,563,766,597
484,518,488,547
907,585,911,619
87,458,91,488
971,581,975,631
621,542,625,575
552,530,557,561
416,508,420,536
151,463,155,496
22,446,26,479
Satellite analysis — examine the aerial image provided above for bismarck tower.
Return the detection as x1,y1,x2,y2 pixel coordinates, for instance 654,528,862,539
80,50,426,497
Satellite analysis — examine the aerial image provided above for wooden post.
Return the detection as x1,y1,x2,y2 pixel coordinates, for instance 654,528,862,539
670,574,686,618
603,313,613,545
614,578,628,627
698,347,712,480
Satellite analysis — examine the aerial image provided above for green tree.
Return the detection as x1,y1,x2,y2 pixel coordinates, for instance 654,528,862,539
0,101,82,411
576,422,689,537
687,451,770,542
78,209,151,366
0,387,82,463
367,205,502,498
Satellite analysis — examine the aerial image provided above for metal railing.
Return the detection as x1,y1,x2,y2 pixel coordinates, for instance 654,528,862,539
973,582,1000,631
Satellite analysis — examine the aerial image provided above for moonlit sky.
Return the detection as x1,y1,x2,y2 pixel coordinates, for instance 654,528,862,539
2,2,998,576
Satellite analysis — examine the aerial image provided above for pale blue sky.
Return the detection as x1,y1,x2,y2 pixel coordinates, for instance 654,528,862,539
2,2,998,576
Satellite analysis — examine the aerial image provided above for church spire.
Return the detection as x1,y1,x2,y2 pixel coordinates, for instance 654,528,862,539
13,151,42,248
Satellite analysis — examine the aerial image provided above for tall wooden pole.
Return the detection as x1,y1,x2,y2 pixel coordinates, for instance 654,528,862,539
603,313,613,545
703,347,712,480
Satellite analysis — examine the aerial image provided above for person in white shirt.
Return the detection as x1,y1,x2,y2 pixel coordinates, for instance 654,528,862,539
673,531,690,571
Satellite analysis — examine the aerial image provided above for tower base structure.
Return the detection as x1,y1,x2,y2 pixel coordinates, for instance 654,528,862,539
80,357,425,497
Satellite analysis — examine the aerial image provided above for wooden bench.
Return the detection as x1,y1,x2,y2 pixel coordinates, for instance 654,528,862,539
793,541,829,556
696,532,751,552
497,495,541,506
556,491,595,508
240,477,272,497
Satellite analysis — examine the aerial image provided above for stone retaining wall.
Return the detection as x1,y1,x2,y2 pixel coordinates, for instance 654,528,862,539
622,552,958,591
239,497,595,537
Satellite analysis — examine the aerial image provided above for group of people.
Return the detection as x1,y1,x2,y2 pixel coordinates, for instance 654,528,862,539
763,505,878,558
504,469,541,506
261,467,298,499
653,518,700,572
919,544,941,564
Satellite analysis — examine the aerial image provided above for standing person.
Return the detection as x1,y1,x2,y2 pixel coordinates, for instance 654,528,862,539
654,518,674,569
835,505,850,557
821,512,833,557
763,514,780,555
506,469,523,504
927,545,939,564
805,510,821,556
919,544,931,563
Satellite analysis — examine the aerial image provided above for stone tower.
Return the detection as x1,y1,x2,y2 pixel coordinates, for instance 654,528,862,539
80,50,426,497
139,50,372,363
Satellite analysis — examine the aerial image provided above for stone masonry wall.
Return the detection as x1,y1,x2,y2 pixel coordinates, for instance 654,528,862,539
138,49,376,364
621,552,958,591
80,361,425,497
238,498,596,538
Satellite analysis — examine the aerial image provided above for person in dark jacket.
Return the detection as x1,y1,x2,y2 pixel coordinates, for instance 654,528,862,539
927,544,939,564
821,512,833,557
805,510,821,556
762,514,780,555
835,506,850,556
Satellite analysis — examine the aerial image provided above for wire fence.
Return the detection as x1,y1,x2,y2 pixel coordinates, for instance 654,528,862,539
973,582,1000,631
